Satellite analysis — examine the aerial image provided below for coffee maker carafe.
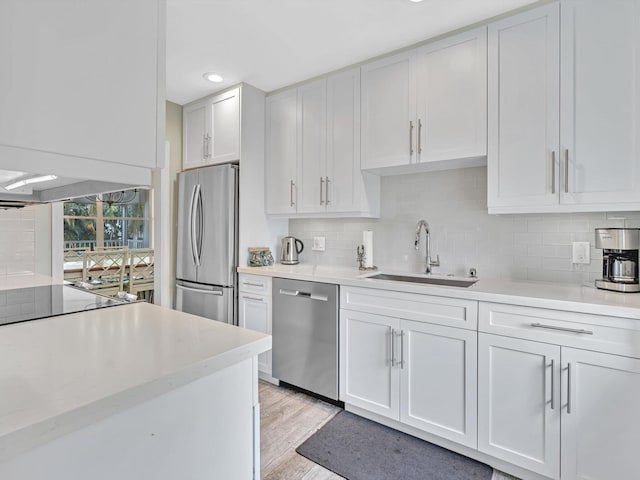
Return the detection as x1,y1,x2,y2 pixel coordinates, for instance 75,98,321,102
595,228,640,293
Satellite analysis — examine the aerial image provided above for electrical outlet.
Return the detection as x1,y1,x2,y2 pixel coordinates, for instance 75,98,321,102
312,236,326,252
572,242,590,264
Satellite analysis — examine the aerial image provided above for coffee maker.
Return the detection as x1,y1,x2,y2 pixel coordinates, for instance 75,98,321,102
595,228,640,293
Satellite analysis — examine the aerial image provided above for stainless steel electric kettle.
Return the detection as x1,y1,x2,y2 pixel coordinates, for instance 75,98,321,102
280,236,304,265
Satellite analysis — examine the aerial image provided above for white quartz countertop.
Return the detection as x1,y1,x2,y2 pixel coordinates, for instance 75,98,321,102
0,273,64,291
238,264,640,319
0,302,271,462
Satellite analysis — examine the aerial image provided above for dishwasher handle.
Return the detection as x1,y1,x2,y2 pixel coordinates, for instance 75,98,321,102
278,289,329,302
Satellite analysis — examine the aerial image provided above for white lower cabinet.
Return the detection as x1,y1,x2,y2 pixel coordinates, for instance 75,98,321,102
561,348,640,480
238,274,272,376
340,302,477,448
340,309,400,419
478,333,561,479
479,302,640,480
400,320,477,448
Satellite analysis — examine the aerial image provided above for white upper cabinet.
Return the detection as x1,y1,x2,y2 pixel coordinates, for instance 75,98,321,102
183,101,208,170
489,0,640,214
326,69,363,213
209,88,241,164
560,0,640,207
183,88,240,170
296,80,327,214
487,4,560,211
417,27,487,164
361,29,487,174
0,0,162,184
265,69,379,217
361,51,417,170
265,89,298,215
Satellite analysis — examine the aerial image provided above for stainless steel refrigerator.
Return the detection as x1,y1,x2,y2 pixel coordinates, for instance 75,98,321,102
175,164,238,325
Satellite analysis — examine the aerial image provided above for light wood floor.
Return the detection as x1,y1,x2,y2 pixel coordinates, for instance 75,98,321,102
258,381,520,480
259,380,343,479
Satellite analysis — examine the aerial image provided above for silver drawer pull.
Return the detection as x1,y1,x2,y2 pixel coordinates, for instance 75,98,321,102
242,295,263,302
530,323,594,335
242,282,264,288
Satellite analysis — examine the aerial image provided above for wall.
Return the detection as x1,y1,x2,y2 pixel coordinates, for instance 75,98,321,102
164,101,183,305
289,167,639,285
0,207,36,277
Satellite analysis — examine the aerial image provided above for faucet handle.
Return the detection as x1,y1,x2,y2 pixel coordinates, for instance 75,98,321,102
429,254,440,267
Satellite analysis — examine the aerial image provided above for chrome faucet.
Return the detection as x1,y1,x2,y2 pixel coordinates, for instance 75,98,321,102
415,219,440,274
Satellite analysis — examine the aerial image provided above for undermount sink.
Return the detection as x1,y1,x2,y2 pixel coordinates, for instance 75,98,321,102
366,273,478,288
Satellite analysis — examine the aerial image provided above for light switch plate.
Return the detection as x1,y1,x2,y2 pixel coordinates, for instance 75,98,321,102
572,242,590,264
312,236,326,252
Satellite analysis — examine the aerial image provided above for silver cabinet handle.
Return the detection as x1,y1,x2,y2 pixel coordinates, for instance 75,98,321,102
242,295,263,302
242,281,265,288
325,176,330,205
204,133,211,159
390,327,396,367
530,323,593,335
417,119,422,155
564,149,569,193
399,330,405,369
320,177,324,205
290,180,295,207
409,121,414,156
551,151,556,194
550,359,556,410
567,363,573,414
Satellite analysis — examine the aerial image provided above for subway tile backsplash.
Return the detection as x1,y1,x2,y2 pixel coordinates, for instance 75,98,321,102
0,208,36,277
289,167,640,285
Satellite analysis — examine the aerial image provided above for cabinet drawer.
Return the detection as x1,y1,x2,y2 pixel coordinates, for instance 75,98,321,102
479,302,640,358
238,274,271,295
341,286,477,330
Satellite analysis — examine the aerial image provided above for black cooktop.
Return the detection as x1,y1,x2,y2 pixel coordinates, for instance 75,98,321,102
0,284,126,327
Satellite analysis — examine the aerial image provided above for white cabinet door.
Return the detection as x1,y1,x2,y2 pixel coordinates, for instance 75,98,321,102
0,0,160,170
340,309,400,420
183,101,207,170
326,68,361,213
238,292,272,375
561,348,640,480
400,320,477,448
361,50,417,170
478,333,561,479
266,89,298,214
487,4,560,210
209,88,240,165
296,80,327,214
417,27,487,164
560,0,640,207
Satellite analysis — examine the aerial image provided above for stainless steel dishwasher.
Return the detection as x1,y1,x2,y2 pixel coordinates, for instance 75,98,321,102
272,278,339,401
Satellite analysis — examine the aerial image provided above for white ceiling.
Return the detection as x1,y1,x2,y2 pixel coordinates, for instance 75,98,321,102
166,0,540,105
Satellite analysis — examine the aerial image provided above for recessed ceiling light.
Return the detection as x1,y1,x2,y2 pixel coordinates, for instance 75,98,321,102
203,73,223,83
409,0,424,2
5,175,57,191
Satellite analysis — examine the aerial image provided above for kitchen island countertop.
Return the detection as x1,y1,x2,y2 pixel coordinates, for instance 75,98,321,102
0,301,271,465
238,264,640,319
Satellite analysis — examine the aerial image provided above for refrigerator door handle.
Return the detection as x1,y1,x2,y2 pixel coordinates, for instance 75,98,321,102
176,284,223,296
190,184,202,267
196,184,204,265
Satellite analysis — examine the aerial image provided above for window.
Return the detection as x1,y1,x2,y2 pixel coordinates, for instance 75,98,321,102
63,190,152,272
